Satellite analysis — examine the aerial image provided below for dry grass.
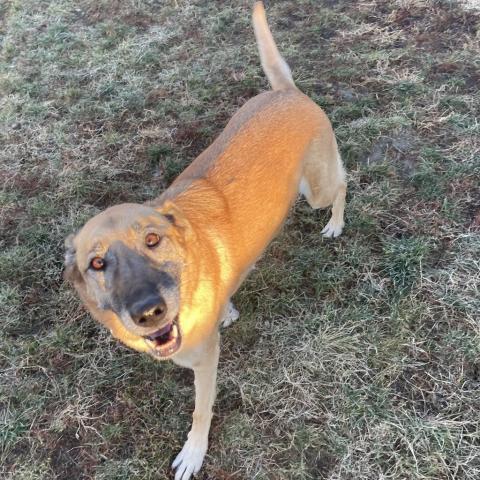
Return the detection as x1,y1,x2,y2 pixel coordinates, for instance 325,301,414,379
1,0,479,479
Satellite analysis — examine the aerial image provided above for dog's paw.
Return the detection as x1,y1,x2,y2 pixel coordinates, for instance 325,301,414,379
321,220,344,239
172,437,207,480
221,302,239,328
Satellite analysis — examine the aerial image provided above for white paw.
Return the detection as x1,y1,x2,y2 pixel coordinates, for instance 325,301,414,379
172,437,207,480
221,302,239,328
321,220,344,238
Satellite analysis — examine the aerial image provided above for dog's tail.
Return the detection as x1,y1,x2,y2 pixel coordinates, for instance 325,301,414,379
252,1,296,91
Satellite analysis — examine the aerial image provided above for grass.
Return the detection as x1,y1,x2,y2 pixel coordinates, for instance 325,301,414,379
1,0,479,478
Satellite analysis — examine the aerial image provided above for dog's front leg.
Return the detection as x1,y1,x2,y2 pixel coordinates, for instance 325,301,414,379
172,334,220,480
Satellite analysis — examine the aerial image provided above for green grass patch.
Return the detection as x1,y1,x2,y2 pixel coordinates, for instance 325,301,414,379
1,1,479,479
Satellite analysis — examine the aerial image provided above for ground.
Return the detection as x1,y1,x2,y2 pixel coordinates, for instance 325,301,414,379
1,0,479,479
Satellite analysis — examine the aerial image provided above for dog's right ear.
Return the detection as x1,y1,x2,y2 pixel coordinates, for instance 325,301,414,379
64,233,83,284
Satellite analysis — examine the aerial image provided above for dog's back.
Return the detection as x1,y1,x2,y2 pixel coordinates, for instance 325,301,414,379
158,2,345,272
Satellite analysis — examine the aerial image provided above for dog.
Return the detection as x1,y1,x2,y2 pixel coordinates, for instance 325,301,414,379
64,3,346,479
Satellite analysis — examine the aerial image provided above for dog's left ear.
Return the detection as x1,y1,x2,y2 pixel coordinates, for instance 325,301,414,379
64,233,83,284
159,201,195,242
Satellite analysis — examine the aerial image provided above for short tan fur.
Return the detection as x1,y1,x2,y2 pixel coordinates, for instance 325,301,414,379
64,3,346,479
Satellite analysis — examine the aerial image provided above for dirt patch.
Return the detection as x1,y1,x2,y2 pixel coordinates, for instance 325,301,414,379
428,62,480,93
305,448,338,479
79,0,157,29
365,129,419,176
470,210,480,232
0,171,53,197
48,431,84,479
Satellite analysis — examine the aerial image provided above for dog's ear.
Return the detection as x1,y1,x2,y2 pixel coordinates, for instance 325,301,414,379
64,233,83,284
159,201,195,242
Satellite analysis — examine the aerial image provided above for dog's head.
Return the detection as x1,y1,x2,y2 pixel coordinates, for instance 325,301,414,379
64,201,193,359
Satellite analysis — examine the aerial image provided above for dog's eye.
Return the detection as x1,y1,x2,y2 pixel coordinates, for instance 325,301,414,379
145,233,161,248
90,257,105,270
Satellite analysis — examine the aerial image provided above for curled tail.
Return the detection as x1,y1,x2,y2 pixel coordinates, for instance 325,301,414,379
252,1,296,91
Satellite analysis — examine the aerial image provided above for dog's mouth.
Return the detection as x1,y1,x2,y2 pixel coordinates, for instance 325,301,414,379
144,316,181,358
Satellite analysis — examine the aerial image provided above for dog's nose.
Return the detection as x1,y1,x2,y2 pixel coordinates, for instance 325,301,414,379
130,296,167,328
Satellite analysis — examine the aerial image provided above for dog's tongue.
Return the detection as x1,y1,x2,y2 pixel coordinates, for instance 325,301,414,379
147,322,172,341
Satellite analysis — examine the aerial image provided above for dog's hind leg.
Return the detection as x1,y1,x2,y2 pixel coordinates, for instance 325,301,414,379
221,301,239,328
300,135,346,238
320,183,346,238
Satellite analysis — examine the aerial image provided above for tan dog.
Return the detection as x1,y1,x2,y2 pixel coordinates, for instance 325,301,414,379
64,3,346,479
